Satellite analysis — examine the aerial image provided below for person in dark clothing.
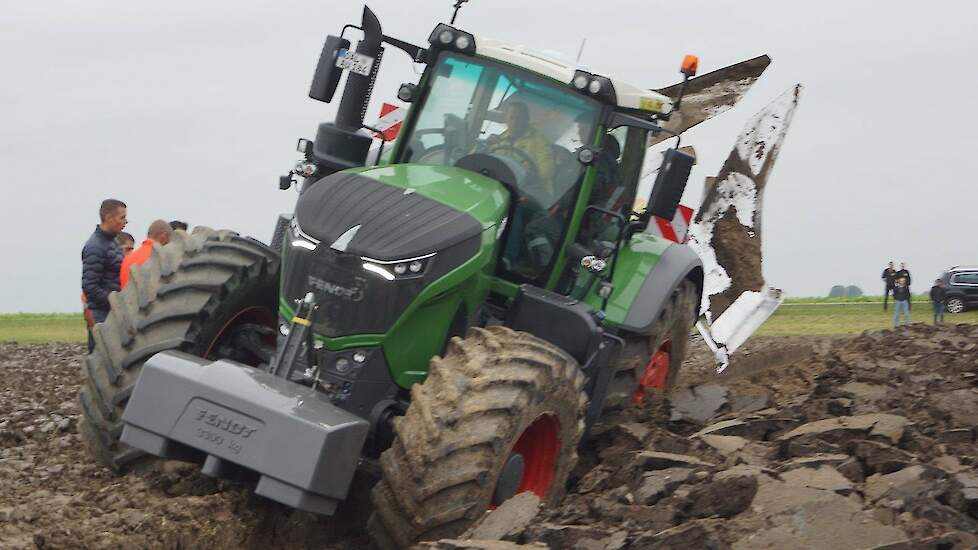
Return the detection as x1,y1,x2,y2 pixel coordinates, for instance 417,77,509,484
82,199,128,351
894,262,911,285
892,277,912,327
930,279,946,325
881,261,896,310
895,262,912,311
169,220,189,231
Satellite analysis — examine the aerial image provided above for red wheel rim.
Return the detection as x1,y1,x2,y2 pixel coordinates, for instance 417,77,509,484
491,413,560,509
632,341,671,406
203,305,277,362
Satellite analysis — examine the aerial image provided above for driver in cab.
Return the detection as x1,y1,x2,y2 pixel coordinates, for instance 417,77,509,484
485,101,555,196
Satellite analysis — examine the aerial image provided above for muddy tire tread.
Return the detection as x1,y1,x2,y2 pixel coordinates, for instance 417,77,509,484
78,227,279,472
367,326,587,549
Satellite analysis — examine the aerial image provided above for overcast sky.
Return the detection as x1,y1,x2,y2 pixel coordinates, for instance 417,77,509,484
2,0,976,313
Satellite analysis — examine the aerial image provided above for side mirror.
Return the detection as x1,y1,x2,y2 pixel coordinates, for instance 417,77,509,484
309,35,351,103
646,148,695,221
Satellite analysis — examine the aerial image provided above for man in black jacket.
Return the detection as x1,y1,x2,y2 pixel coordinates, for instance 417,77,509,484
881,261,896,311
82,199,127,350
894,262,912,286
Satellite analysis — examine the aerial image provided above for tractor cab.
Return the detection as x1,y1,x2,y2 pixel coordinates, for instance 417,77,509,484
290,14,691,299
396,51,601,283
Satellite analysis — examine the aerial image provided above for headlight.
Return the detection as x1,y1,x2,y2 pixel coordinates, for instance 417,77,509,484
361,253,435,280
294,161,318,177
569,70,617,104
428,24,476,54
334,358,351,374
289,217,321,250
577,147,596,165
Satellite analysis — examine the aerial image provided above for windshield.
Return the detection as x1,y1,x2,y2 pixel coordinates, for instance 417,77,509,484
401,53,600,211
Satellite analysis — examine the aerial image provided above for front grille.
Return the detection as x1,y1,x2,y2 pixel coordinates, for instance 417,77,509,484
282,246,423,337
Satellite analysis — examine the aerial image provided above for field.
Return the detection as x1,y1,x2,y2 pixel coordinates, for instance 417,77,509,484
0,313,87,344
2,297,975,343
756,300,978,336
4,322,977,548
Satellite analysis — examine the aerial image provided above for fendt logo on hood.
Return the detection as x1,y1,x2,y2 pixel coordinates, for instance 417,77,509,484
308,275,364,301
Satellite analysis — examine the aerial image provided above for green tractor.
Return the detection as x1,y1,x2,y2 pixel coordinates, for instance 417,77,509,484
80,6,711,548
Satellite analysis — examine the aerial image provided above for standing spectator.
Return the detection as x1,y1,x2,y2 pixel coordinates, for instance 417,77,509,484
930,279,946,325
894,262,911,285
170,220,189,231
892,277,912,327
116,232,135,257
82,199,127,351
121,220,173,288
895,262,912,311
881,261,896,311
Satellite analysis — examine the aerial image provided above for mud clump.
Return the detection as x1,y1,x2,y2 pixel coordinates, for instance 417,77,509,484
448,324,978,549
2,323,977,549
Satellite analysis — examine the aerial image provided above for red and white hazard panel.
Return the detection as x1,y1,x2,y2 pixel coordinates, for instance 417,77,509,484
649,205,693,243
371,103,406,141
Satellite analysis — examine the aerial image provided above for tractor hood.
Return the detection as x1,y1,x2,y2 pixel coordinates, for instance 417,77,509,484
294,165,508,262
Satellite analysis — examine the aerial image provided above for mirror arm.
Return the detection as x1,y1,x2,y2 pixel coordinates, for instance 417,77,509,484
340,24,362,38
382,35,428,64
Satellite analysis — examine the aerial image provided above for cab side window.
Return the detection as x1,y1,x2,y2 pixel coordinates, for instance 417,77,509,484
580,126,648,243
612,126,649,215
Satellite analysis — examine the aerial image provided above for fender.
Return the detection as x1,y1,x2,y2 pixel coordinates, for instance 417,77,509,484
620,242,702,334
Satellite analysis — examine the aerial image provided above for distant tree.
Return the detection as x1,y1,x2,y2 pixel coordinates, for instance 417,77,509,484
846,285,863,297
829,285,847,298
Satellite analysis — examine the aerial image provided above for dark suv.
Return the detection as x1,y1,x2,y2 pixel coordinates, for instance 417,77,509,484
941,266,978,313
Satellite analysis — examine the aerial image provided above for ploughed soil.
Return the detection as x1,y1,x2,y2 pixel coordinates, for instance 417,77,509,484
3,323,977,549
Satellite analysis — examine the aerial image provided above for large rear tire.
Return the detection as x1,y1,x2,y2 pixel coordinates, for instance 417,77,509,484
604,279,698,409
367,326,588,549
78,228,279,472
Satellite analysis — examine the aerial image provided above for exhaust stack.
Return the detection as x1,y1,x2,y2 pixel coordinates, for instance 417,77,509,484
335,6,383,130
311,6,385,177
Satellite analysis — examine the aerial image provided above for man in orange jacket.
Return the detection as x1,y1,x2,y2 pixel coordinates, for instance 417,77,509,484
121,220,173,288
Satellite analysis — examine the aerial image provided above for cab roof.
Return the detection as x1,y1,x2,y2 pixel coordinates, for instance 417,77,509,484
471,36,674,115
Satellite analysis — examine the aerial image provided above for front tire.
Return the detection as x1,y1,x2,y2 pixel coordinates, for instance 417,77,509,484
78,228,279,472
367,326,588,549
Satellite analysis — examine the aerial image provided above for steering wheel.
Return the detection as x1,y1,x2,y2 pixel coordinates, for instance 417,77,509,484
482,142,544,202
486,144,540,179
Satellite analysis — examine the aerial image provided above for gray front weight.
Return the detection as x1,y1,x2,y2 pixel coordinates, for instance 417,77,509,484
120,351,369,515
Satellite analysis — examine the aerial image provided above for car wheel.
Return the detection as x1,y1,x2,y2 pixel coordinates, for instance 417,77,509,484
946,297,965,314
